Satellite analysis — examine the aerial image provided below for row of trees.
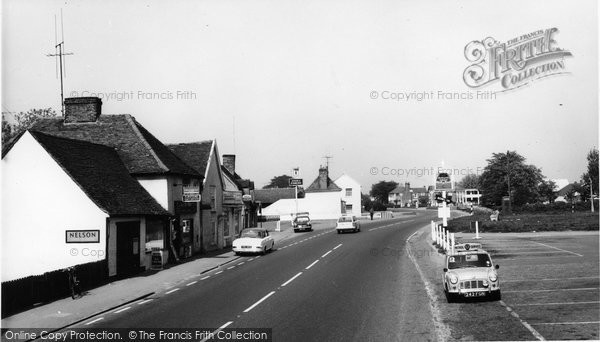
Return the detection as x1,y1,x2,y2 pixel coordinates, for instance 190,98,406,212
459,149,598,207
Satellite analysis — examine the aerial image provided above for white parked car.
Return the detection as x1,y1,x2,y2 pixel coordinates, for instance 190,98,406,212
336,215,360,233
232,228,275,255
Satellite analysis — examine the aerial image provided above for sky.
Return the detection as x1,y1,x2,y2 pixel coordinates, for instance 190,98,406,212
2,0,598,191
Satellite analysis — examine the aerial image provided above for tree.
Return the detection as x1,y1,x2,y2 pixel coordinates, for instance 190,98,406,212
479,151,544,207
458,173,481,189
263,175,293,189
538,179,557,203
581,148,599,199
361,193,373,212
2,108,58,144
369,180,398,204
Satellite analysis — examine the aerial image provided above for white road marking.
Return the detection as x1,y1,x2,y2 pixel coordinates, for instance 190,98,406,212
305,260,319,270
504,288,598,293
531,321,600,325
531,241,583,257
281,246,288,249
238,262,245,266
200,321,233,342
243,291,276,313
333,244,342,250
165,288,179,294
201,276,210,280
493,250,576,255
500,255,581,261
503,276,600,283
227,266,235,270
281,272,303,287
137,299,153,305
85,317,104,325
215,271,223,275
512,301,600,306
322,250,332,258
499,301,545,340
406,229,451,342
114,306,131,314
186,281,197,286
407,231,418,241
247,258,254,261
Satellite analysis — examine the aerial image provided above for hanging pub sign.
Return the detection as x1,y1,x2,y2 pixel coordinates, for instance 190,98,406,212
435,172,453,190
182,179,201,202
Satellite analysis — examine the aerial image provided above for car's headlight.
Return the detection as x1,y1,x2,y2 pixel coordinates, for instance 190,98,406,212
489,271,498,282
449,273,458,284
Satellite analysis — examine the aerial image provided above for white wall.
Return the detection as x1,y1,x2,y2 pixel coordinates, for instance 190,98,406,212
1,132,108,281
262,191,342,220
335,174,362,215
137,178,169,211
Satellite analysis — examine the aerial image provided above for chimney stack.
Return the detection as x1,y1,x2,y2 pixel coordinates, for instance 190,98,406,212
318,166,329,189
223,154,236,175
64,97,102,123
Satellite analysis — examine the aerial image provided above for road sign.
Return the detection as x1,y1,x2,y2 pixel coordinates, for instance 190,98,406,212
289,178,303,186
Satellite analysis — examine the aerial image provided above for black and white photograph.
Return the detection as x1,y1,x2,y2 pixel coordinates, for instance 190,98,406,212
1,0,598,341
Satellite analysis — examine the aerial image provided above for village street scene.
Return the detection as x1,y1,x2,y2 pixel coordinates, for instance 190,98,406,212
1,1,599,341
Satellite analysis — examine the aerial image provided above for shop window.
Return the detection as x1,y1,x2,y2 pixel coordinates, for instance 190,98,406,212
145,219,164,253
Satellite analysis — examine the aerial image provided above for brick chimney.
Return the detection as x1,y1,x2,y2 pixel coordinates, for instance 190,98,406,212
223,154,236,175
318,166,329,189
64,97,102,123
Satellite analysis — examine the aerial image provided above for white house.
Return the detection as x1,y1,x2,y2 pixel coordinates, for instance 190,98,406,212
1,131,169,281
334,174,362,215
261,167,343,220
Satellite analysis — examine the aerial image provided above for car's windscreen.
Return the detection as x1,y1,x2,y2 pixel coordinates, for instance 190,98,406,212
447,254,492,269
240,230,260,238
296,217,309,222
338,217,353,222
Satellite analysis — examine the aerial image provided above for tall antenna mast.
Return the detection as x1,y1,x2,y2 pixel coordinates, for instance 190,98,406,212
323,155,333,170
46,9,74,117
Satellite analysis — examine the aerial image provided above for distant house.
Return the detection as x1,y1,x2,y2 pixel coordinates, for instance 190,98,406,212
168,141,226,250
453,186,482,205
261,166,343,220
388,183,428,207
2,131,169,281
29,97,202,273
334,174,362,215
555,183,582,203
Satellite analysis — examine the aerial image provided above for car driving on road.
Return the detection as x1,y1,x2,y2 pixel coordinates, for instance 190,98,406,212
232,228,275,255
442,243,501,302
336,215,360,233
293,214,313,233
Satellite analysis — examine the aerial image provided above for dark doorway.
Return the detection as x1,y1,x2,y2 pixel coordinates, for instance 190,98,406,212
116,221,141,277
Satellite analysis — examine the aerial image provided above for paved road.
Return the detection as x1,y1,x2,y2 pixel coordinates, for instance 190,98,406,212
82,212,438,341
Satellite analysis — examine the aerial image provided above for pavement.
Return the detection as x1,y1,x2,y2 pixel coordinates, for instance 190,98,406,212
0,221,305,330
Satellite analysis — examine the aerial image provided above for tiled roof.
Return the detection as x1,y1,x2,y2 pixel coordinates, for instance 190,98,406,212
305,176,342,193
30,115,199,177
29,131,169,216
167,141,213,178
253,188,296,205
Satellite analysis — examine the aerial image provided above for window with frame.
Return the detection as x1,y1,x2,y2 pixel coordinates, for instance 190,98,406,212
210,185,216,209
345,188,352,197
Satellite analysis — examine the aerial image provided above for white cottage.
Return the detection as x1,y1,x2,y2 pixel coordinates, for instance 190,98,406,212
334,174,362,215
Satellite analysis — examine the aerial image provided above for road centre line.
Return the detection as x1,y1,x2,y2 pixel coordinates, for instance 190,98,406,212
333,243,342,250
493,250,578,255
305,260,319,270
201,276,210,280
531,241,583,257
499,301,545,341
243,291,276,313
503,276,600,283
504,287,598,293
512,301,600,306
84,317,104,326
200,321,233,342
165,288,179,294
215,271,223,275
322,250,332,258
531,321,600,325
500,255,581,261
281,272,303,287
186,281,197,286
227,266,235,270
114,306,131,314
137,299,153,305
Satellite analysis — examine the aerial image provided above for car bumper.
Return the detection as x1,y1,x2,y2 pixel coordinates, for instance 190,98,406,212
232,246,263,253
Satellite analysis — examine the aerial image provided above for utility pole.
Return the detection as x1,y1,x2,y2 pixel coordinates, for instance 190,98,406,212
46,10,74,117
